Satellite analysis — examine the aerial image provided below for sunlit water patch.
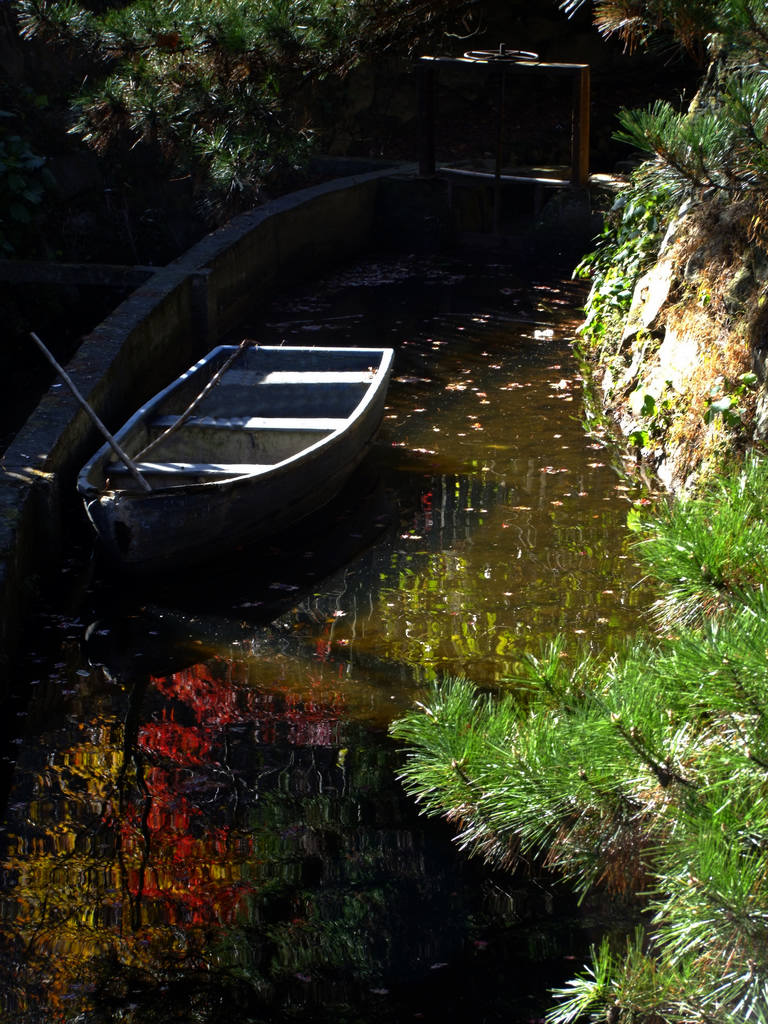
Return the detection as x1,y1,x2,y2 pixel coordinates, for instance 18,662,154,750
0,255,652,1023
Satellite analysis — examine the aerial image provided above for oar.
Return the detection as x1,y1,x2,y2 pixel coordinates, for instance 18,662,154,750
132,339,251,462
30,331,152,493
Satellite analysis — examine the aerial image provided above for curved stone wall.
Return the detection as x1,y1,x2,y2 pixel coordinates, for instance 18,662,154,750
0,164,413,677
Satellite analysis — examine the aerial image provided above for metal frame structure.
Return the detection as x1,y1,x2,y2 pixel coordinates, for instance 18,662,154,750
417,52,591,193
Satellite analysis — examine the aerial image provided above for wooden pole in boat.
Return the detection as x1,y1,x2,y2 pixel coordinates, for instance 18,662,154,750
29,331,152,493
132,339,251,462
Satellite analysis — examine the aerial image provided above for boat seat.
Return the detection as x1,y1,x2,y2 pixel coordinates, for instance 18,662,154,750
150,415,346,432
106,460,272,481
221,370,375,386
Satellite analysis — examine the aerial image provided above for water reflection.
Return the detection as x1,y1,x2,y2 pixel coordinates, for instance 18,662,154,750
1,659,588,1023
0,256,652,1022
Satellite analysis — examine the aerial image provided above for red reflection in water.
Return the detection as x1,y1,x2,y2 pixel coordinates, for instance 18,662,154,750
108,663,349,929
144,663,346,755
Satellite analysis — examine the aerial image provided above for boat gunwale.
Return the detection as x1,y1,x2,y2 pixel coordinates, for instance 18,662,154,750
77,345,394,499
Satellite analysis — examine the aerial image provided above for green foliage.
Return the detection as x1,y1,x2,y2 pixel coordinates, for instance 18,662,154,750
703,372,759,430
626,387,676,455
0,111,53,255
560,0,768,58
615,71,768,207
627,450,768,625
567,1,768,363
549,928,694,1024
13,0,469,219
390,453,768,1024
582,0,768,213
574,184,673,353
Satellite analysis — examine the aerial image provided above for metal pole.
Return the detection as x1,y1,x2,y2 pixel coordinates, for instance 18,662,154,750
494,66,506,234
418,59,437,177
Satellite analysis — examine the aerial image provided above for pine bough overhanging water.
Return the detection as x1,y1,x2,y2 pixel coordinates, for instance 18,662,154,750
11,0,471,220
562,0,768,237
390,453,768,1024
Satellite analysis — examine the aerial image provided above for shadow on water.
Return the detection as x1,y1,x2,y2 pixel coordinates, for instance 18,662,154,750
0,254,650,1023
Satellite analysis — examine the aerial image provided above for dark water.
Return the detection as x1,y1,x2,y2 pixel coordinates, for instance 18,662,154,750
0,255,651,1023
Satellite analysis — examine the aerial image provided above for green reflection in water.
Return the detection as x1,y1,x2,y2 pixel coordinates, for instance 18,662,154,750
245,284,651,690
0,257,653,1022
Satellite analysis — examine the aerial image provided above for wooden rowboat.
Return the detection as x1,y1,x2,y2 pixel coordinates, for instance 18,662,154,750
77,344,394,572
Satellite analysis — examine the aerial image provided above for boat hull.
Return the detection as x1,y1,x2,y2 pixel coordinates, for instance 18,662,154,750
77,345,394,572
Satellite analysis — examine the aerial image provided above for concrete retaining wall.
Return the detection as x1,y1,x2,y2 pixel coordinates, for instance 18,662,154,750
0,164,414,679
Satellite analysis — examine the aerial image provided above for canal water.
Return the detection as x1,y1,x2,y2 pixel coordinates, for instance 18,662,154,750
0,254,651,1023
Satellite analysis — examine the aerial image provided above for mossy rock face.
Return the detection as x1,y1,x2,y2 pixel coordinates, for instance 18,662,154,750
621,258,676,344
585,203,767,493
747,244,768,285
723,264,755,314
